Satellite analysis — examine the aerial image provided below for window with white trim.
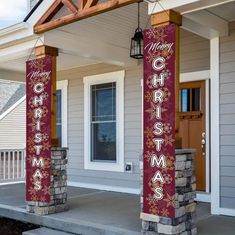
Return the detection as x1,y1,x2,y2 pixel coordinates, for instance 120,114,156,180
84,71,125,172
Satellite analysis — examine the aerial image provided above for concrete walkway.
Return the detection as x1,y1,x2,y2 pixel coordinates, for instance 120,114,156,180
0,183,235,234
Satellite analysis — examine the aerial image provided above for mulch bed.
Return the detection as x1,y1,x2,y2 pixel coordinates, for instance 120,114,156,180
0,218,39,235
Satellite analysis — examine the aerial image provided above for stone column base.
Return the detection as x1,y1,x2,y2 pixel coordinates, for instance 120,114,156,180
26,147,68,215
140,149,197,235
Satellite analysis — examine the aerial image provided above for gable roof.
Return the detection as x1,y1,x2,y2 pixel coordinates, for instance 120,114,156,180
0,80,26,116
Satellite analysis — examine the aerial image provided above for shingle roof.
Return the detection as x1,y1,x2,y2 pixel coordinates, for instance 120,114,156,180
0,81,26,116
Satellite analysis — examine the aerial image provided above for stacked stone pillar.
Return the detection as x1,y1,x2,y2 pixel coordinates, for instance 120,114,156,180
140,149,197,235
26,148,68,215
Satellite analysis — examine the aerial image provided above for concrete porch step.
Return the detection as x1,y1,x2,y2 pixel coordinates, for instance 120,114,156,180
23,227,74,235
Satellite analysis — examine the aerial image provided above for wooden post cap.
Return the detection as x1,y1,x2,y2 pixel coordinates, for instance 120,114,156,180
151,10,182,27
34,45,59,57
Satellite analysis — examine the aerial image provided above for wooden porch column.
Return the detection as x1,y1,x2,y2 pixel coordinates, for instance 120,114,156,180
34,45,59,147
151,10,182,148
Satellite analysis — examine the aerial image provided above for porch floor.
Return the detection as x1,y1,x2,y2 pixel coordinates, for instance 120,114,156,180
0,183,234,235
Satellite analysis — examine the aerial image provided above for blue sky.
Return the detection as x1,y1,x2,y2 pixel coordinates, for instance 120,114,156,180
0,0,27,29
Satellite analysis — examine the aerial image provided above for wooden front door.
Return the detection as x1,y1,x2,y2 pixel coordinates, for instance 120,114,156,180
179,81,206,191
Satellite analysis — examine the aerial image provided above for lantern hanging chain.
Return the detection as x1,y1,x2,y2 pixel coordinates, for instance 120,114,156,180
144,0,170,29
27,36,45,61
138,2,140,29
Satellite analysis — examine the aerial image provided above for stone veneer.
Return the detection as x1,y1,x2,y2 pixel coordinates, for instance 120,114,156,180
26,147,68,215
140,149,197,235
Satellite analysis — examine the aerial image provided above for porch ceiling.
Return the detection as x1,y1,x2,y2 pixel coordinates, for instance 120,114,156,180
0,2,148,73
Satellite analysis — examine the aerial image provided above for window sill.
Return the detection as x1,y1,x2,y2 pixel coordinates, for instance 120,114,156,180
84,162,124,172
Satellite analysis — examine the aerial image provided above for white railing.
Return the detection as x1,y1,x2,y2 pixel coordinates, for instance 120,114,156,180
0,148,25,182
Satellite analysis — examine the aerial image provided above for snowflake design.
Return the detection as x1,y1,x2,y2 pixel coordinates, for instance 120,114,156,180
28,145,35,154
161,48,173,60
31,195,39,202
28,77,39,88
144,91,153,102
42,142,51,151
146,139,155,149
42,170,49,178
145,102,167,120
27,109,35,119
28,118,46,132
164,134,175,147
144,151,154,163
154,28,167,42
146,51,159,63
163,123,172,134
161,208,170,217
149,178,163,193
146,75,154,89
43,158,51,169
162,87,171,102
39,196,47,202
164,155,175,172
27,106,49,118
163,174,173,184
29,59,45,71
42,186,50,196
146,29,156,39
149,205,160,215
146,194,157,206
28,94,48,108
27,136,35,147
28,186,37,196
42,133,49,142
163,194,175,208
144,127,154,139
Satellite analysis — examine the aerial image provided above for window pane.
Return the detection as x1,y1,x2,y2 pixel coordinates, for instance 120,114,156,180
92,83,116,121
91,122,116,162
181,89,190,112
192,88,201,111
56,90,62,147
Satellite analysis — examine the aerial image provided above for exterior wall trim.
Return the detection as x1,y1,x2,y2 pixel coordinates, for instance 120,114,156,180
180,71,211,194
0,95,26,121
68,181,140,195
83,70,125,172
57,80,68,148
210,37,220,215
220,208,235,217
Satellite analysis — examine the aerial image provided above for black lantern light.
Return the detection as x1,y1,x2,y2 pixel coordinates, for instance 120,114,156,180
130,2,143,59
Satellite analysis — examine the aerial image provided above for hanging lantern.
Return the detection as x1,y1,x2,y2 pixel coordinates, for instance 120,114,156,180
130,2,143,59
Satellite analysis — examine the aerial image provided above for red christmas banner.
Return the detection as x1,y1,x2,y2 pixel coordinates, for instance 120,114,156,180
143,24,176,218
26,56,52,202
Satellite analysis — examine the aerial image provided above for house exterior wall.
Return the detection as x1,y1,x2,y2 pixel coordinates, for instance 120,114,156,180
0,99,26,149
58,64,142,191
57,30,210,191
180,29,210,73
220,21,235,209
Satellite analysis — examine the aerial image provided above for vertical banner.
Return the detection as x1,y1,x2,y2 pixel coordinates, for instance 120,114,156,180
26,56,52,202
143,24,176,218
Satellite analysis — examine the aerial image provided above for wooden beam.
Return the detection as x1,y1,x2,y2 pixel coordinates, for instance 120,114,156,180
35,45,59,147
151,10,182,148
84,0,99,9
34,0,141,34
78,0,88,10
36,0,63,25
62,0,78,14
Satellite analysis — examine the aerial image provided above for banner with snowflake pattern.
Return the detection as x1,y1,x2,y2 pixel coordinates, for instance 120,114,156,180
26,56,52,202
143,24,176,218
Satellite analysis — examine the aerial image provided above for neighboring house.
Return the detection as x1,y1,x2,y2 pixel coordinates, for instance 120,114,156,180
0,80,26,149
0,0,235,218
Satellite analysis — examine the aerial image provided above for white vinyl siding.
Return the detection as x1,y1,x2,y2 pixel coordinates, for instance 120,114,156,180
58,64,142,190
0,100,26,149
